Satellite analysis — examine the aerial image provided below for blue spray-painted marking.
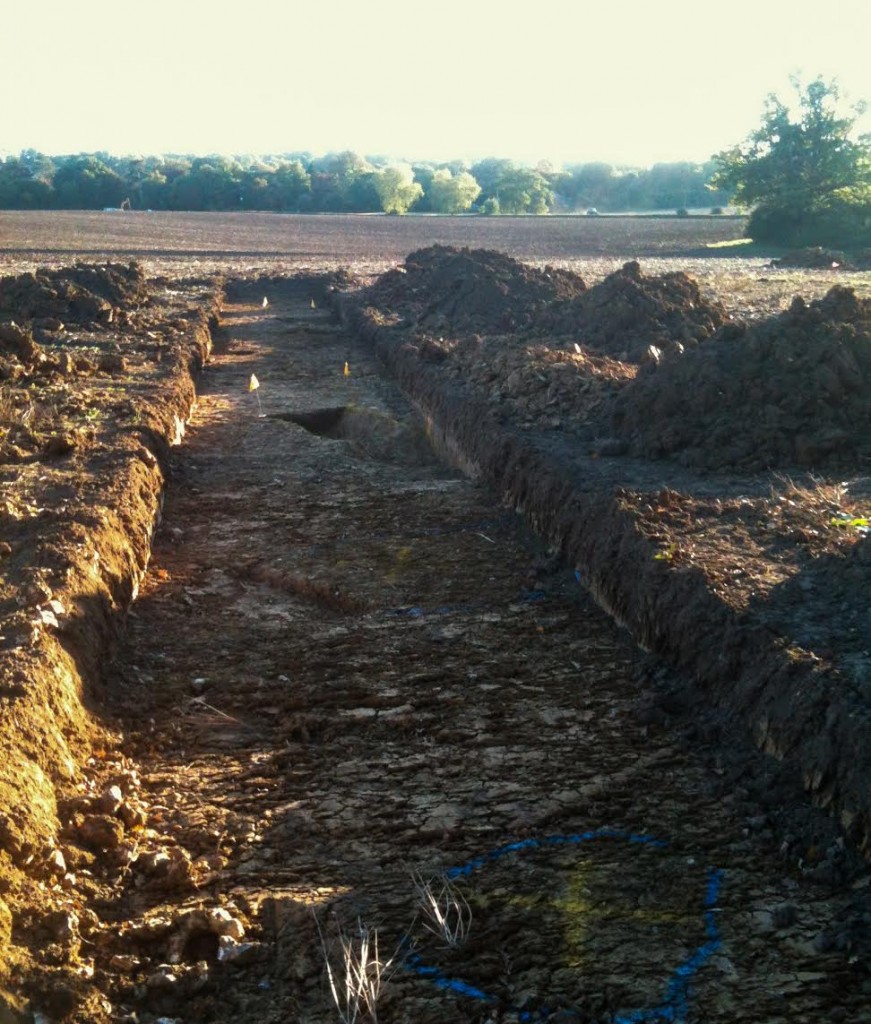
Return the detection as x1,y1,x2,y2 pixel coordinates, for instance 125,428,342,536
403,956,496,1002
405,835,723,1024
445,829,668,879
614,871,723,1024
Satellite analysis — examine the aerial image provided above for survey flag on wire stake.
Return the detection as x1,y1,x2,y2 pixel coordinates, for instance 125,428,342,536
248,374,263,415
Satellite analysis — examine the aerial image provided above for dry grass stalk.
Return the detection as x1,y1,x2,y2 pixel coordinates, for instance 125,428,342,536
412,871,472,949
316,915,397,1024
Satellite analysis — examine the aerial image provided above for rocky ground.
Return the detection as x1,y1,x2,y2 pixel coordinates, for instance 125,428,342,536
1,221,871,1023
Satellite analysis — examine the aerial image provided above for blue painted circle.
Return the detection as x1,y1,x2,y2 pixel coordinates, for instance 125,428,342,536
404,830,723,1024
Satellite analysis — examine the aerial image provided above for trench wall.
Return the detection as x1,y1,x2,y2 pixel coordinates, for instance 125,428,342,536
338,296,871,859
0,301,218,976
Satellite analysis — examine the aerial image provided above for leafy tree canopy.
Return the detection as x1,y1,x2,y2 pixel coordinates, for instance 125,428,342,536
428,168,481,214
373,165,423,214
712,76,871,245
0,148,732,216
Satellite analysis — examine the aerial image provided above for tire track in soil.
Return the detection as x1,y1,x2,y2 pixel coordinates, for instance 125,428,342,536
103,294,869,1024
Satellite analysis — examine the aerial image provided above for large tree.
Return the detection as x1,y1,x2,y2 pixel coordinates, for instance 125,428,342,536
712,76,871,246
52,154,127,209
373,165,423,214
427,168,481,214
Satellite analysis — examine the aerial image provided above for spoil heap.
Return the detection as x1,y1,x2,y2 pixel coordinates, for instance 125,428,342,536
614,285,871,471
0,262,150,326
563,259,728,363
360,248,729,434
363,245,587,334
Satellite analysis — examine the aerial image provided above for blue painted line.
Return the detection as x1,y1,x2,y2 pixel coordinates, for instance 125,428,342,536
404,955,496,1002
406,835,723,1024
445,829,668,879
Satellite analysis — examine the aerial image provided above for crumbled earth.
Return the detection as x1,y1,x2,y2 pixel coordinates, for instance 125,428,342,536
363,245,589,335
614,285,871,470
365,248,726,362
560,259,728,363
2,229,871,1024
775,247,871,272
0,262,150,327
363,250,729,439
357,247,871,472
0,263,217,1019
347,246,871,854
617,480,871,668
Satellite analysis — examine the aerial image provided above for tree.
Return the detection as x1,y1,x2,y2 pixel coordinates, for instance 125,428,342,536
0,155,54,208
309,151,373,211
52,155,127,208
493,166,553,214
168,157,242,210
470,157,515,196
271,160,311,210
373,165,423,214
427,168,481,213
712,76,871,246
562,162,616,210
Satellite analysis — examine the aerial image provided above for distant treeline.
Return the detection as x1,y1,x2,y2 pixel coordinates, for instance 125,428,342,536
0,150,731,214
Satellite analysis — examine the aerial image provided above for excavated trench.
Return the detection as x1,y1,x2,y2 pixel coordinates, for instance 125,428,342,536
43,284,864,1024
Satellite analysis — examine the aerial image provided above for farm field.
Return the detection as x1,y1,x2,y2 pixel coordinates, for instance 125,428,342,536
0,210,749,273
1,215,871,1024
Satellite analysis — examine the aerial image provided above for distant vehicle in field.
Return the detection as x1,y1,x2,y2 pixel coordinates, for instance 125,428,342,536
585,208,600,216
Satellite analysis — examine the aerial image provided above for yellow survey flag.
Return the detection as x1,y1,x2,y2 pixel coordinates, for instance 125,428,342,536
249,374,260,391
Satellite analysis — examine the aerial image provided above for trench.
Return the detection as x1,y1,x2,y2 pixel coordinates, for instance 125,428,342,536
97,289,868,1024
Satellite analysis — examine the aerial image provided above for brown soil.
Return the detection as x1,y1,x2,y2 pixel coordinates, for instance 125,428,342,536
346,245,871,856
1,218,871,1023
615,285,871,470
775,247,871,271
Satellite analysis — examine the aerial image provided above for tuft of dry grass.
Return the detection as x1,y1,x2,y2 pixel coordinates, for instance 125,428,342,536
411,871,473,949
767,475,869,552
316,915,398,1024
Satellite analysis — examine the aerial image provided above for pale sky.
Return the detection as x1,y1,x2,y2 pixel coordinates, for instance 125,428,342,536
3,0,870,168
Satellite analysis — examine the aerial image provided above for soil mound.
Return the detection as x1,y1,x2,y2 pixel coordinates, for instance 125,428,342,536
457,336,633,431
63,261,150,308
362,245,588,334
614,285,871,470
0,262,148,326
562,260,728,363
363,250,727,366
774,247,858,270
224,268,361,303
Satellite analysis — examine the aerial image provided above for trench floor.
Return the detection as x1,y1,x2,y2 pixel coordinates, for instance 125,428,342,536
102,294,871,1024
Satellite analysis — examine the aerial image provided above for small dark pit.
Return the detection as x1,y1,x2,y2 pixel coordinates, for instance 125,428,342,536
275,406,348,438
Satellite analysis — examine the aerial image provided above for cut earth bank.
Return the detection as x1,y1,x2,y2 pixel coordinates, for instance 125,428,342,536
342,247,871,853
0,249,870,1022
